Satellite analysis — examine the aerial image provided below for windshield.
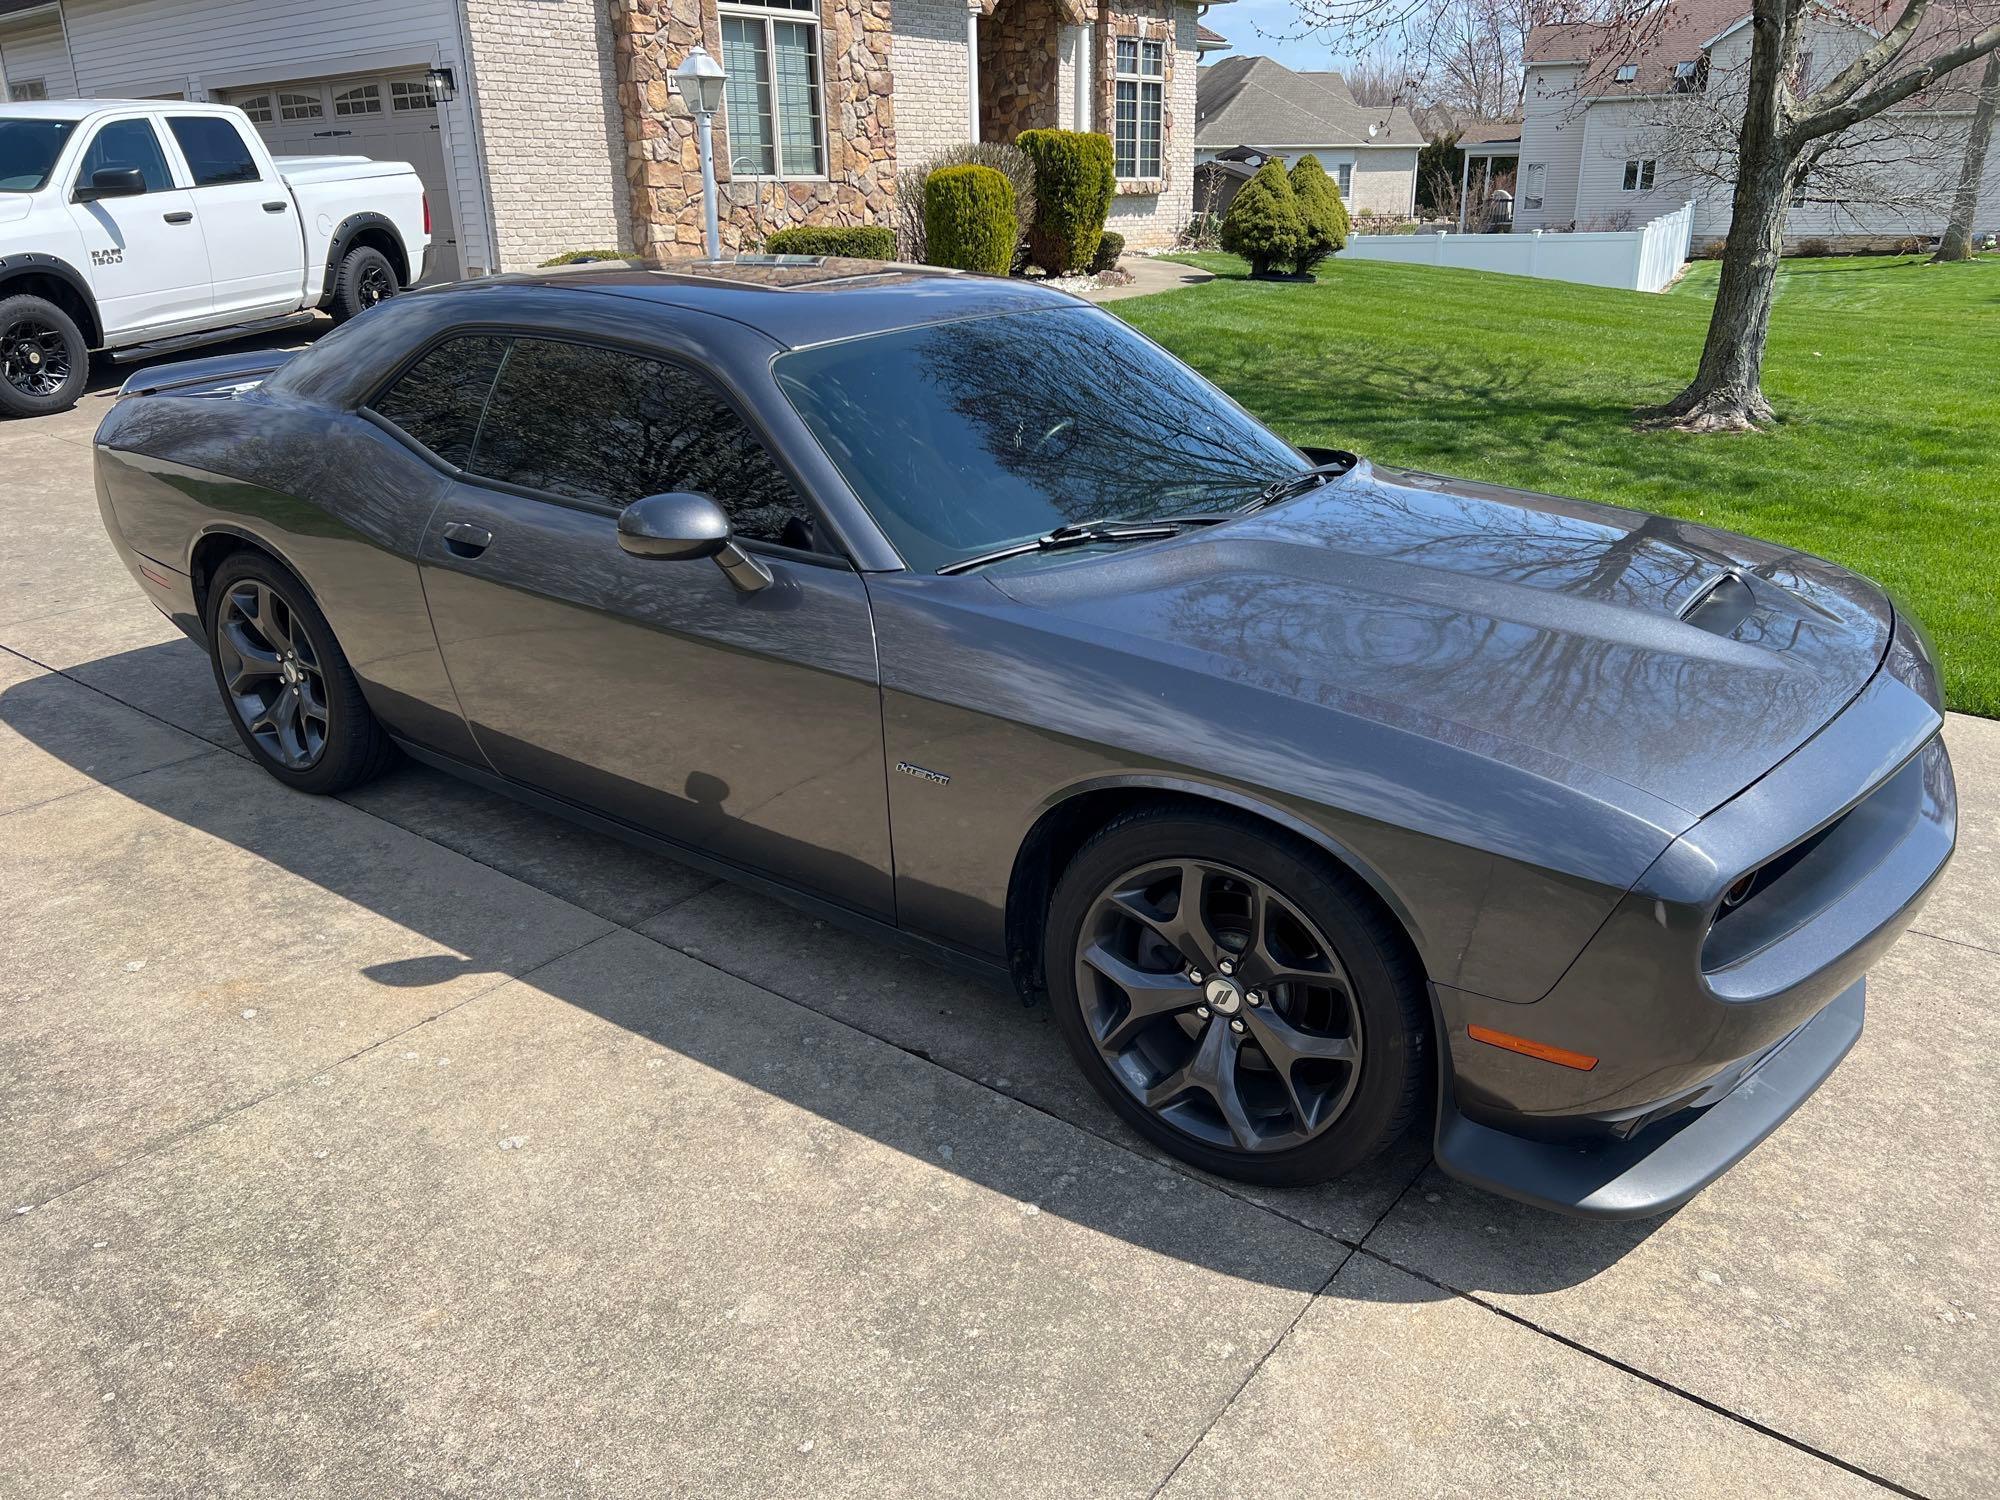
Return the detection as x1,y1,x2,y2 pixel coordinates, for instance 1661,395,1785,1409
774,305,1308,574
0,118,78,193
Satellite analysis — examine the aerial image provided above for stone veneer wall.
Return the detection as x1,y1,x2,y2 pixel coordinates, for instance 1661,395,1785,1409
978,0,1062,141
1093,0,1196,249
610,0,898,255
462,0,633,270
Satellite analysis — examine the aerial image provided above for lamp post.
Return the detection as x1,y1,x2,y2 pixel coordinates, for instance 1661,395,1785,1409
676,46,727,260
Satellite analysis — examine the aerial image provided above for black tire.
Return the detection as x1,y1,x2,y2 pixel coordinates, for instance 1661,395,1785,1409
1045,806,1429,1187
328,245,400,324
0,293,90,419
205,552,396,794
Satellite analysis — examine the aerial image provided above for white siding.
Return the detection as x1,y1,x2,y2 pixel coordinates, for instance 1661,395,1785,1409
894,0,971,170
1515,61,1585,229
54,0,495,274
0,13,79,99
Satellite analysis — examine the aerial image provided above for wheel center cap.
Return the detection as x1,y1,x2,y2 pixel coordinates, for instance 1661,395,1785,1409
281,660,300,684
1203,976,1243,1016
26,351,41,367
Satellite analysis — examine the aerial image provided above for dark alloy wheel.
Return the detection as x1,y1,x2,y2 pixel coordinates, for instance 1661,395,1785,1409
1047,809,1429,1187
330,245,400,323
204,553,396,794
357,260,395,309
0,294,89,419
216,578,331,770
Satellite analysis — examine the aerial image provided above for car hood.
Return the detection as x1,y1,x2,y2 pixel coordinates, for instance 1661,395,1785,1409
990,460,1892,816
0,196,37,226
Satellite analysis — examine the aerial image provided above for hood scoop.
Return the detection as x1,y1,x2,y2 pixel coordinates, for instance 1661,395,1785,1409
1679,565,1845,644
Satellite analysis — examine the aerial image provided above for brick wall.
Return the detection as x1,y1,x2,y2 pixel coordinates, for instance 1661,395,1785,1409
462,0,634,270
893,0,973,170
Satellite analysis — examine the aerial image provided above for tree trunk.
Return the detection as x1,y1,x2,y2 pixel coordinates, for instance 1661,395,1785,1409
1642,0,1798,432
1933,49,2000,264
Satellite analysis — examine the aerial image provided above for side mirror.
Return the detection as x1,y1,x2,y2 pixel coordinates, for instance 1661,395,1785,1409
617,491,772,592
77,167,147,202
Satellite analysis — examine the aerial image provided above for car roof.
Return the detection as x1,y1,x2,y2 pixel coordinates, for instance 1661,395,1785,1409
440,256,1086,351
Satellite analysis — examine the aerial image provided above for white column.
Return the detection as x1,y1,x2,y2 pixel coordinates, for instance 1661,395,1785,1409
966,0,982,142
1458,151,1471,232
1073,24,1092,130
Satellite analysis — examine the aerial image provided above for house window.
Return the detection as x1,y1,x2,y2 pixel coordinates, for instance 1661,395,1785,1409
720,0,827,178
1332,160,1352,196
1114,37,1165,179
235,93,274,124
8,78,49,102
1622,158,1657,191
1521,161,1545,211
391,79,432,112
278,90,323,122
333,83,382,117
1671,59,1708,93
1614,64,1638,83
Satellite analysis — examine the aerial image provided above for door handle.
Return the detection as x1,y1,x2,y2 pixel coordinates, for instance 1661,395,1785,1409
263,200,289,213
441,521,493,559
163,211,193,224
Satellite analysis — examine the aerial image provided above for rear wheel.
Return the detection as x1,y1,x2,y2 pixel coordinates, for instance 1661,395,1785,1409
205,553,395,794
0,294,89,419
329,245,399,323
1045,808,1428,1186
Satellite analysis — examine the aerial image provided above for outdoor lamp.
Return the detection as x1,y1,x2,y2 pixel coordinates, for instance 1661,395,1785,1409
424,66,456,105
676,46,728,259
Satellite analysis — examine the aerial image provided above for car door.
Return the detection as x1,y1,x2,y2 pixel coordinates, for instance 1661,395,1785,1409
63,116,212,338
389,333,895,918
162,113,304,319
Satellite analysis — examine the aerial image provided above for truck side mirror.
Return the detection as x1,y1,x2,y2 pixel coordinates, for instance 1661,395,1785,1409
77,167,148,202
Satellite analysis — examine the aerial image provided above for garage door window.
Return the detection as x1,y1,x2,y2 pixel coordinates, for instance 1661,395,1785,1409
279,92,323,122
391,80,432,112
334,84,382,117
167,116,263,186
78,120,175,194
236,94,274,124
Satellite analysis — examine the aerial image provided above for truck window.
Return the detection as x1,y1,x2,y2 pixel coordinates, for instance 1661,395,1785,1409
166,115,262,187
78,120,175,194
0,118,77,192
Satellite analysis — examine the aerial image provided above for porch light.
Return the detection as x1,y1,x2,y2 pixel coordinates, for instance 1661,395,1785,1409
424,66,456,105
676,47,728,260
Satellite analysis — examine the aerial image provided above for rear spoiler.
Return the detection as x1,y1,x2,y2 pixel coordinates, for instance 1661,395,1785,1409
117,348,298,400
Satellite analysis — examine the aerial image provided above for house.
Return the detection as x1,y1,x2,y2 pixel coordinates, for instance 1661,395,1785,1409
1193,55,1422,218
0,0,1223,281
1516,0,1999,248
1453,116,1521,231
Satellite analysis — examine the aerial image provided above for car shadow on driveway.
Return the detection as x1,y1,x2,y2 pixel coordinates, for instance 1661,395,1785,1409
1,643,1671,1295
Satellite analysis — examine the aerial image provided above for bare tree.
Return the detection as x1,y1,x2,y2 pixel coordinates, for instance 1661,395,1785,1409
1343,51,1415,107
1933,47,2000,260
1295,0,2000,431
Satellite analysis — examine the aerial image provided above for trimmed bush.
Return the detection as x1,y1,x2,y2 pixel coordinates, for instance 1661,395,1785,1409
538,249,625,267
1288,155,1350,274
1089,230,1126,275
1016,129,1115,274
924,165,1017,275
1219,157,1304,277
895,141,1038,263
763,224,897,259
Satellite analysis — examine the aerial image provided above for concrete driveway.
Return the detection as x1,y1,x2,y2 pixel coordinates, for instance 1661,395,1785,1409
2,355,1995,1499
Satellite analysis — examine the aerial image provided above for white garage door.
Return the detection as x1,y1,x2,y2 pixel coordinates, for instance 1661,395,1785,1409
216,73,460,282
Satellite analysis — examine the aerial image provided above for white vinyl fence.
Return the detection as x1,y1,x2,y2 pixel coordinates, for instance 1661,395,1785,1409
1342,201,1697,294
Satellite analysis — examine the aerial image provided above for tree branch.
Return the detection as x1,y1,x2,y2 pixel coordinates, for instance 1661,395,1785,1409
1798,17,2000,145
1799,0,1934,118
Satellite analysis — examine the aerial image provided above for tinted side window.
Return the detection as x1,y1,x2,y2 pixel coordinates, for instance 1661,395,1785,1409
79,120,174,194
470,339,808,544
166,116,262,186
370,337,508,467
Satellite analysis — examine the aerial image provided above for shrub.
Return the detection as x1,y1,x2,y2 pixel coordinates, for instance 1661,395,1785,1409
763,224,897,259
1219,157,1304,277
538,249,625,267
1288,155,1350,273
924,165,1017,275
1089,231,1126,274
1789,237,1832,259
1016,129,1116,274
895,141,1038,263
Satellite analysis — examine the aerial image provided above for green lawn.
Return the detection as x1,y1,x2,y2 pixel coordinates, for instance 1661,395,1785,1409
1116,253,2000,717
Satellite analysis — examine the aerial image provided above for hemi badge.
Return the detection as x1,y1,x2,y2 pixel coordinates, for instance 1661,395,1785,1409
897,761,951,786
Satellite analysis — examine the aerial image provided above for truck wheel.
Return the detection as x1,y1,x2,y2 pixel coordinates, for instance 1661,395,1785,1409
0,294,89,419
329,246,400,324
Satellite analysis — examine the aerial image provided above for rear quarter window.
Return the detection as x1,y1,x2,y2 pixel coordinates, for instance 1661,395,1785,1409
166,115,262,186
368,336,508,467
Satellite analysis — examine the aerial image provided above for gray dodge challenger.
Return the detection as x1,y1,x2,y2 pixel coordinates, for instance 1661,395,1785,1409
92,258,1956,1217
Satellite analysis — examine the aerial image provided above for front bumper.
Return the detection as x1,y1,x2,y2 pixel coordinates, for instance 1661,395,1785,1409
1435,978,1863,1218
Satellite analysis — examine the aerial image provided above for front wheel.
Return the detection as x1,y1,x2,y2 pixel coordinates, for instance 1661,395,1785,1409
329,245,400,323
0,294,90,419
1045,808,1429,1187
205,553,395,794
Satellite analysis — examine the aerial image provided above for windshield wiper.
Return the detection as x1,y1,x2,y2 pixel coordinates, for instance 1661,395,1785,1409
937,517,1219,576
1238,459,1354,514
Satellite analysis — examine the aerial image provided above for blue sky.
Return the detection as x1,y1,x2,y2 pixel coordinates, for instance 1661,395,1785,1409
1203,0,1356,71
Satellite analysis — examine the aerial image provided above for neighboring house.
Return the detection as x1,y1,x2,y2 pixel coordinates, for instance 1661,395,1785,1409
1453,116,1521,231
0,0,1222,280
1517,0,2000,248
1193,54,1422,217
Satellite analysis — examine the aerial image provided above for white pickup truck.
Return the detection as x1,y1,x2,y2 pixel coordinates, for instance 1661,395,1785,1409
0,98,430,417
